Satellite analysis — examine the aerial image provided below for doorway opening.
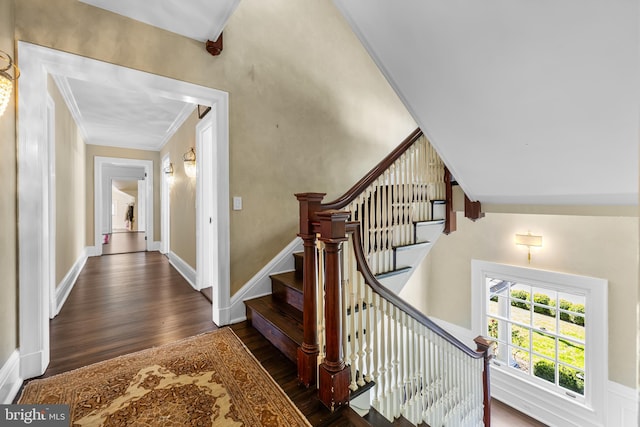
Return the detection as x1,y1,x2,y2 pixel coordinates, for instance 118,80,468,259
17,42,231,379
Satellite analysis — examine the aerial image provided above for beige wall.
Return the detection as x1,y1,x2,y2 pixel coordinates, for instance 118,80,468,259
405,211,638,388
0,0,17,366
16,0,417,296
84,145,161,246
48,76,86,285
160,110,198,268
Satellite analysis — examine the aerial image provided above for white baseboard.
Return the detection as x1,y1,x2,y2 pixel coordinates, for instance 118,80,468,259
149,241,161,251
54,246,90,318
430,316,638,426
168,251,197,290
0,350,22,404
228,237,303,324
87,245,101,257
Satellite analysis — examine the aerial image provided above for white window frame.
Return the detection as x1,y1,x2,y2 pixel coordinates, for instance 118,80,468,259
472,260,608,427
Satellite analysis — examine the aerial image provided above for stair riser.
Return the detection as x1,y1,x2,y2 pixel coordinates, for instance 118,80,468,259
272,279,304,312
247,307,299,362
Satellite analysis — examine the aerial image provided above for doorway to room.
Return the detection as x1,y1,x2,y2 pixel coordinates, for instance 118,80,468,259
103,178,147,255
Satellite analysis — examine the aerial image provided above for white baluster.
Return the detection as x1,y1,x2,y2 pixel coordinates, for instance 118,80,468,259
356,275,366,387
371,292,381,410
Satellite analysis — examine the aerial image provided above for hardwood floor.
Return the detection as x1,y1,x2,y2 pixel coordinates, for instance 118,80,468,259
32,251,546,426
44,251,216,377
101,231,147,255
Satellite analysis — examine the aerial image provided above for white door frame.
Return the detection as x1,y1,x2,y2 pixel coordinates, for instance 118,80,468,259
95,158,151,254
196,112,214,292
45,95,57,320
17,41,231,379
161,154,171,255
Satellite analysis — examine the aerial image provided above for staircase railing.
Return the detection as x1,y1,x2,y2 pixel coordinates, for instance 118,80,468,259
295,129,491,425
320,128,446,276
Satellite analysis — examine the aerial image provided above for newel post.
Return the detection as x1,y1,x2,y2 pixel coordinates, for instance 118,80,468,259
444,167,457,234
317,210,351,411
474,336,494,427
295,193,326,387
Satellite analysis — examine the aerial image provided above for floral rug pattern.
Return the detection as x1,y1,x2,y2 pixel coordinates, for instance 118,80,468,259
19,328,311,426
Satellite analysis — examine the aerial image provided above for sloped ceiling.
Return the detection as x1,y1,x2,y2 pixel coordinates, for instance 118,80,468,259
334,0,638,205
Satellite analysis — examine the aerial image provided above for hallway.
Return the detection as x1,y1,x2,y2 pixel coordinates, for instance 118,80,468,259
44,251,216,378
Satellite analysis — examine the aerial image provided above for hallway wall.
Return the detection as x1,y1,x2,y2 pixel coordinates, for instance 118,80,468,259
160,110,198,269
0,0,17,368
15,0,417,297
48,75,87,286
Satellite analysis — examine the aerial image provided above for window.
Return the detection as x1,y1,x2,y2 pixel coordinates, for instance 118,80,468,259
487,278,586,399
472,261,607,425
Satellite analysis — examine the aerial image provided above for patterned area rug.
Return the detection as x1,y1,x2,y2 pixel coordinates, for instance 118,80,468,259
18,328,311,426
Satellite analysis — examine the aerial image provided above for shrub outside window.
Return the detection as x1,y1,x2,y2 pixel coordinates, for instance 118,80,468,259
486,278,586,400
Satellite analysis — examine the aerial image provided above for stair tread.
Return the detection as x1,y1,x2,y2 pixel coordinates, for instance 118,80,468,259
245,295,303,345
413,219,445,225
393,241,432,251
375,266,412,280
270,271,304,293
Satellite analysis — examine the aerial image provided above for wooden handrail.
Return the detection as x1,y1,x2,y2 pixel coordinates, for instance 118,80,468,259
345,222,483,359
321,128,423,211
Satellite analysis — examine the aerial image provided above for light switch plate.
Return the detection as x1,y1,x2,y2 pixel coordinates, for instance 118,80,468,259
233,196,242,210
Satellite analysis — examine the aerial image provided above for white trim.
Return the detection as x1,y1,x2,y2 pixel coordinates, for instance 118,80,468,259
168,251,197,290
228,237,303,324
160,154,171,255
50,75,90,143
95,157,152,254
53,247,90,318
149,241,162,251
46,94,57,322
471,260,608,426
0,351,22,404
606,381,638,427
157,103,196,150
17,41,231,379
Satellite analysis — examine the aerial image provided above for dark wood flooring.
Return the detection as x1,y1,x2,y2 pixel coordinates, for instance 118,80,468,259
44,251,216,377
30,251,545,426
102,231,147,255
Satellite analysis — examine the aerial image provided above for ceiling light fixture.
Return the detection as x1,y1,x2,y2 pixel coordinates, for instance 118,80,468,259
0,49,20,117
183,147,197,178
515,232,542,264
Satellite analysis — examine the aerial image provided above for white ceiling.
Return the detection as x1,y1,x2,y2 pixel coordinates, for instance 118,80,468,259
334,0,638,205
53,74,195,151
63,0,241,151
79,0,241,42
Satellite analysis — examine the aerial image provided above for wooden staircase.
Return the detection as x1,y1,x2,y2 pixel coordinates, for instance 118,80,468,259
245,253,304,364
245,253,433,426
243,129,490,426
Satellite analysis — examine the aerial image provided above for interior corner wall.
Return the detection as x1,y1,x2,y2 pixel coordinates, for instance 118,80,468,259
48,76,86,286
15,0,417,297
84,145,161,247
0,0,17,367
416,211,638,389
159,110,198,269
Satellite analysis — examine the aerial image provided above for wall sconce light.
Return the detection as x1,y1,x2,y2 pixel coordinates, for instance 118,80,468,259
163,163,174,175
183,147,196,178
515,232,542,264
0,49,20,117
